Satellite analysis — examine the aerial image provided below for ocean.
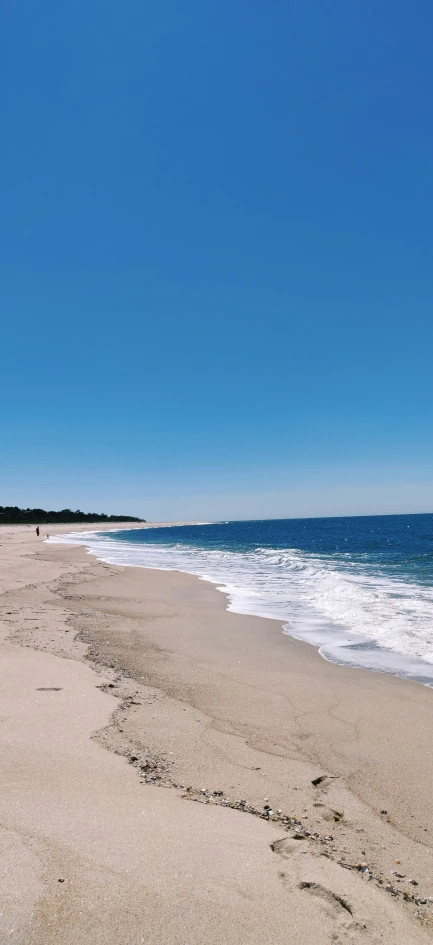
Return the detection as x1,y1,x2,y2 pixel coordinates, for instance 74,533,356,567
52,513,433,685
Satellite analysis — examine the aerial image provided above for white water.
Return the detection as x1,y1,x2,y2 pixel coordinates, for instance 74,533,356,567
49,530,433,685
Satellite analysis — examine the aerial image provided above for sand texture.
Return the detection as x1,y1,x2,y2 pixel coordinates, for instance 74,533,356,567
1,524,433,944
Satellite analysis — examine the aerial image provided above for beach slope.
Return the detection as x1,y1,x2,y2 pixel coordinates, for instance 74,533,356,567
0,524,432,944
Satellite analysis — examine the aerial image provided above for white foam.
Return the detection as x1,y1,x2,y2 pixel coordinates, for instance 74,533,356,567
48,530,433,684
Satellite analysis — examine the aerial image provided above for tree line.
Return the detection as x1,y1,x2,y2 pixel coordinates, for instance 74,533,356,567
0,506,144,524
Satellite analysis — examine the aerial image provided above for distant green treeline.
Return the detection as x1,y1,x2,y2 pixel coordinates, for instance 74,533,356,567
0,506,144,525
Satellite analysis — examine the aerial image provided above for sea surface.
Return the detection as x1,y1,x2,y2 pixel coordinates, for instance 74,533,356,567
51,514,433,685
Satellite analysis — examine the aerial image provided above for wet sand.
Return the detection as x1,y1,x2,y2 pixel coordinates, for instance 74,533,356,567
1,523,433,944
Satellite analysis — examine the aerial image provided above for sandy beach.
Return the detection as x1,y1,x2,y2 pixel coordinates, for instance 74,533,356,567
1,524,433,945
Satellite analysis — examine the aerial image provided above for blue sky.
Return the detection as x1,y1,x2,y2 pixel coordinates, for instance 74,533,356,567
1,0,432,521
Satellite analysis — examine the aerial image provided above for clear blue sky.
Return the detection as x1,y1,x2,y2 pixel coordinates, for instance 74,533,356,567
1,0,432,521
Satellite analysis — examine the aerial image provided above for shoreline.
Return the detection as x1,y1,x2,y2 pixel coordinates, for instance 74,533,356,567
1,524,433,943
51,525,433,690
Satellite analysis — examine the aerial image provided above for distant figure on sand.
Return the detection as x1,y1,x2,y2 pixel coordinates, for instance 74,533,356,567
36,526,40,537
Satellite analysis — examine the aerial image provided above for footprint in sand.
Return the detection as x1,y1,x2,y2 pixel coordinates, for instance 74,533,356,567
298,881,353,916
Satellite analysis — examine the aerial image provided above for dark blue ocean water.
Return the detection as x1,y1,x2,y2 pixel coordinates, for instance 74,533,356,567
53,514,433,684
116,514,433,583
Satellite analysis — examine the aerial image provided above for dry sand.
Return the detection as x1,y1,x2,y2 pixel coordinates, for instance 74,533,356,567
1,523,433,944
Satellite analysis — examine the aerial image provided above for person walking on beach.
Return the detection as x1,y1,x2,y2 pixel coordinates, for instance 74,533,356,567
36,526,40,537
